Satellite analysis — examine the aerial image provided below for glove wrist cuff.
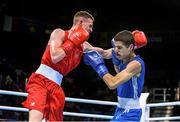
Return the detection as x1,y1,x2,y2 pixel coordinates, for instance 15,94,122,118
61,41,74,55
97,65,109,78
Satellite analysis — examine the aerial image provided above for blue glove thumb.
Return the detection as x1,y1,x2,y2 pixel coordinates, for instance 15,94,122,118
111,38,121,65
83,50,109,78
112,49,121,66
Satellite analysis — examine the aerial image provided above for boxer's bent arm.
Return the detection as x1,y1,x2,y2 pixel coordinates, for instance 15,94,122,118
49,29,66,64
102,60,141,90
83,42,112,59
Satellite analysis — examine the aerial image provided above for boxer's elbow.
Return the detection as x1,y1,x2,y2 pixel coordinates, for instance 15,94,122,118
108,85,116,90
51,56,59,64
103,75,117,90
108,82,117,90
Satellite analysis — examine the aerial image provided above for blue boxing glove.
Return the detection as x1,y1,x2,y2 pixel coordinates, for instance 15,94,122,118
84,51,109,78
111,38,121,66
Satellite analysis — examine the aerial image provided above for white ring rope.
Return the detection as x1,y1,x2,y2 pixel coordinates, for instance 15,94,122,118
63,112,112,119
0,90,117,106
0,105,28,112
0,90,180,121
0,106,113,119
0,90,27,97
147,116,180,121
66,97,117,106
146,101,180,107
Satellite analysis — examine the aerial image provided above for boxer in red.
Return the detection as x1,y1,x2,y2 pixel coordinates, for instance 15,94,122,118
22,11,95,121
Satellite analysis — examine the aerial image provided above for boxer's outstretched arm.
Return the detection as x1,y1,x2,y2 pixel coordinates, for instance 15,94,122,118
83,41,112,59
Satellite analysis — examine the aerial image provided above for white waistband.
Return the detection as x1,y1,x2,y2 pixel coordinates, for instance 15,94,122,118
117,96,140,109
35,64,63,85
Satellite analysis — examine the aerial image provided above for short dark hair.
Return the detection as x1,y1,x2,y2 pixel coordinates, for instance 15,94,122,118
73,11,94,22
114,30,135,47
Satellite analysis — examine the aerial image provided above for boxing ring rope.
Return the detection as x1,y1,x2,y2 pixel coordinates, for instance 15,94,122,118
0,90,180,121
145,102,180,121
0,90,117,106
146,101,180,107
0,106,112,119
0,90,114,119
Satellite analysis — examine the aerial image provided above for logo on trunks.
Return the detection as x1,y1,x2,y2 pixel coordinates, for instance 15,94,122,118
30,102,35,106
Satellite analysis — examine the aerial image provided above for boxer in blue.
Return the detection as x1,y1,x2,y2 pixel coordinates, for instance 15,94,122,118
84,30,146,122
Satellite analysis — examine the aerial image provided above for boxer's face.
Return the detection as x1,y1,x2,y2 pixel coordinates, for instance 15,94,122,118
81,18,93,33
114,41,131,60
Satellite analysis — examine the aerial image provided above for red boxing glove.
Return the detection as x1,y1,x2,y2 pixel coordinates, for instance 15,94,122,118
61,26,89,54
132,30,147,49
68,25,89,45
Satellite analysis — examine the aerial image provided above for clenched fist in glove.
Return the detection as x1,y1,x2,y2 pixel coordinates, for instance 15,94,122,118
61,25,89,54
84,51,109,78
132,30,147,49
